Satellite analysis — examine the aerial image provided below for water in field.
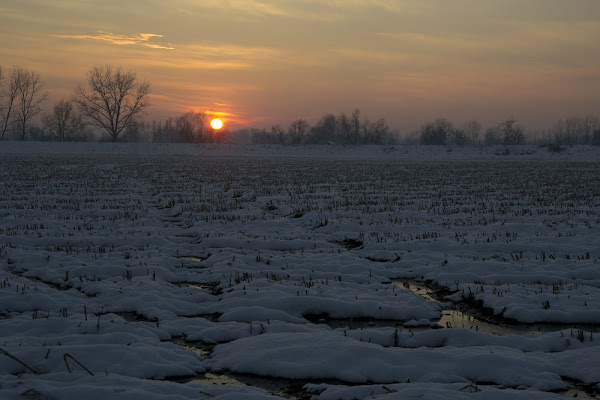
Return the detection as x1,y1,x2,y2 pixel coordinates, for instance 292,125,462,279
177,256,208,262
394,280,599,336
185,373,247,387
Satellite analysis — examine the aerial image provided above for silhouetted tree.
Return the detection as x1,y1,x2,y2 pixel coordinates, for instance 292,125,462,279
463,120,481,145
350,109,361,145
176,111,208,142
582,115,600,144
564,117,582,145
308,113,337,144
451,128,467,146
121,119,150,142
42,100,84,141
0,66,21,140
498,119,525,145
74,65,150,142
288,118,309,144
336,112,353,144
251,128,276,144
175,114,194,142
362,118,389,145
484,127,501,145
420,118,453,145
271,124,285,144
592,129,600,146
12,67,48,140
554,115,599,145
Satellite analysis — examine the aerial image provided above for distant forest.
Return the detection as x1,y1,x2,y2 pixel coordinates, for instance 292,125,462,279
2,65,600,146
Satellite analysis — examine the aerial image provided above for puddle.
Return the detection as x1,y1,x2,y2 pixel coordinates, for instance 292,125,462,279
171,338,599,399
170,338,317,399
396,281,437,301
186,373,248,387
181,371,311,399
558,378,600,399
303,281,598,336
559,388,599,399
305,314,403,330
436,309,538,336
330,238,363,250
177,256,209,262
393,281,525,335
171,338,212,359
175,368,600,400
172,282,212,291
393,280,599,336
105,311,156,323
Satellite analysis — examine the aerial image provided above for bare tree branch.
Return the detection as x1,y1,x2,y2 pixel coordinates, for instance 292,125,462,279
0,66,23,140
42,100,85,141
14,67,48,140
74,65,150,141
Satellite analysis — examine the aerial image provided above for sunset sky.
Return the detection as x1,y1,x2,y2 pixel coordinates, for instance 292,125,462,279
2,0,599,132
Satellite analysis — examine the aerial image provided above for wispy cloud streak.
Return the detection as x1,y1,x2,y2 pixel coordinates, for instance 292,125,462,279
55,31,175,50
174,0,426,21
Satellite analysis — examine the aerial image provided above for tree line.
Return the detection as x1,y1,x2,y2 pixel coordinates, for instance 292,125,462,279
249,109,395,145
2,64,600,145
1,65,149,142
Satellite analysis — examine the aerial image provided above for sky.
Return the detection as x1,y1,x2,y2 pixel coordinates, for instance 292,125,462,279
1,0,600,132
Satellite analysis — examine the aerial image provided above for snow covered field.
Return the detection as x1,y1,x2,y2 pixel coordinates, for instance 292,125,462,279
1,143,599,399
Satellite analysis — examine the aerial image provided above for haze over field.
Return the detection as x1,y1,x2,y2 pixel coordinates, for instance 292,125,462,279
2,0,600,130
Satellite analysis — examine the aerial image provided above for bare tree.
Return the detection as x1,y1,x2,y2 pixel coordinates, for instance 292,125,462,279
593,129,600,146
564,117,582,145
13,67,48,140
122,119,150,142
463,120,481,145
552,119,565,144
42,100,84,141
498,118,525,145
164,117,175,142
288,118,309,144
336,112,352,144
309,113,337,144
74,65,150,142
271,124,285,144
420,118,453,145
450,128,467,146
350,109,361,145
1,67,23,140
484,127,501,145
581,115,599,145
176,111,208,143
365,118,389,145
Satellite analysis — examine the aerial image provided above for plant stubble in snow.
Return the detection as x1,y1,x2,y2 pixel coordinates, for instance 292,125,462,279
0,144,599,399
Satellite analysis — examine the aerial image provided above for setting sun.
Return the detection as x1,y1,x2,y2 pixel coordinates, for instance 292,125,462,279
210,118,223,130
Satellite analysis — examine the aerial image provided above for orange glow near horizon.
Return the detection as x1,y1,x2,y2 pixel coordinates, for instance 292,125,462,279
210,118,224,130
2,2,600,132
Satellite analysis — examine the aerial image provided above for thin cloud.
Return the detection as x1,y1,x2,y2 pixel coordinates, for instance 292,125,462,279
307,0,431,14
374,19,600,68
55,31,175,50
174,0,423,21
176,0,289,18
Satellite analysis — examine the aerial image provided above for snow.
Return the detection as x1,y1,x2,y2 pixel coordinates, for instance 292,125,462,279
209,330,599,391
0,374,287,400
1,142,599,399
0,140,599,161
305,382,566,399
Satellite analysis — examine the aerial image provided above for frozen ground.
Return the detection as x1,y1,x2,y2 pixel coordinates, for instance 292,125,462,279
0,142,599,399
1,141,600,161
